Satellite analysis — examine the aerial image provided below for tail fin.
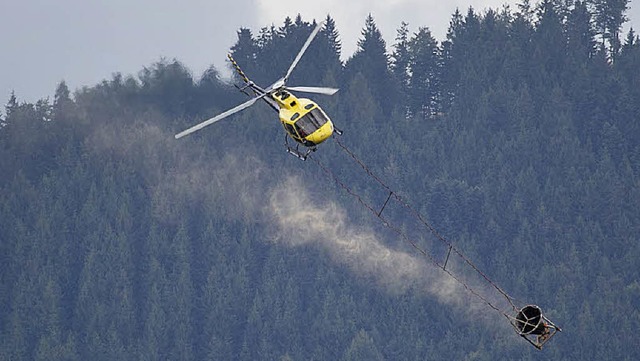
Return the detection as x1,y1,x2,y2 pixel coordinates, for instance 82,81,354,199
227,54,250,84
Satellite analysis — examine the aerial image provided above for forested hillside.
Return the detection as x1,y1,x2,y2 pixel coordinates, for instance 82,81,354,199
2,1,639,360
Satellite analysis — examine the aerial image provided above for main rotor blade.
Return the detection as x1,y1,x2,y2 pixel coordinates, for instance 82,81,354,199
283,20,324,83
174,95,264,139
286,86,339,96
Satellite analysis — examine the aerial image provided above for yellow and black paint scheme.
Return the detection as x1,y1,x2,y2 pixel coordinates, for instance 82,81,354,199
175,21,340,161
272,89,334,147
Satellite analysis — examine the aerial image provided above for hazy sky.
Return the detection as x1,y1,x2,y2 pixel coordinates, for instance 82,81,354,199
1,0,638,103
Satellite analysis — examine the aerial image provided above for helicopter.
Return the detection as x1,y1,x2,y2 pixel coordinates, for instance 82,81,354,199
175,20,342,160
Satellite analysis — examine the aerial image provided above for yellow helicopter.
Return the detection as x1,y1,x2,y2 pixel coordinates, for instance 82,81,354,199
175,20,342,160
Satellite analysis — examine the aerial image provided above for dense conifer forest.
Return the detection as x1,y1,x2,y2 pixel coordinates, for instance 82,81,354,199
1,1,639,359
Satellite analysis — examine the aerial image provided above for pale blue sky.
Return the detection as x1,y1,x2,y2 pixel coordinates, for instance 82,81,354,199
1,0,637,103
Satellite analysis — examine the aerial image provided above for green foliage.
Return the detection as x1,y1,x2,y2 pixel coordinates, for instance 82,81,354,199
1,6,639,361
407,27,440,119
342,329,385,361
591,0,631,56
344,14,398,116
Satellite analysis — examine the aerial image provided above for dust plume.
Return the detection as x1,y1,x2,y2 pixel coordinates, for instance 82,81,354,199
266,176,484,310
87,114,506,322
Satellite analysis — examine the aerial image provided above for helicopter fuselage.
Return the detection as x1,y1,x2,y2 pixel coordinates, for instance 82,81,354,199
271,90,334,147
175,20,340,159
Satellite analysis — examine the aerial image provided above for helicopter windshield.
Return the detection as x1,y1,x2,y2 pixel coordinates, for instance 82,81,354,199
295,108,329,137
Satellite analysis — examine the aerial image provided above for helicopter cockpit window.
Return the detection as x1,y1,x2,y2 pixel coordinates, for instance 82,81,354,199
283,123,300,139
295,108,329,136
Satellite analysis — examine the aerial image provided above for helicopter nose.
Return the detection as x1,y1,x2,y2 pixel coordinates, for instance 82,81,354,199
315,122,334,143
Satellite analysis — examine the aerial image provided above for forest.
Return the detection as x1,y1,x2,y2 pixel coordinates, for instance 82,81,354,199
1,0,639,359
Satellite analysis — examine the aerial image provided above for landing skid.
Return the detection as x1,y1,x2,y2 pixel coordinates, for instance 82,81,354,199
284,136,315,161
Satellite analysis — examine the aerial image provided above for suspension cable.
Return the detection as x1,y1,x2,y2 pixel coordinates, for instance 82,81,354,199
333,138,518,312
309,154,509,317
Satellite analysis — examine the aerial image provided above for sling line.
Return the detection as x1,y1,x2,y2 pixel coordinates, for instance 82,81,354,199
333,137,518,313
309,153,509,317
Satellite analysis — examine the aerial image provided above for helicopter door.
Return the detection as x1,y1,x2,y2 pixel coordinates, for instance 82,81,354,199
283,123,302,141
294,123,308,138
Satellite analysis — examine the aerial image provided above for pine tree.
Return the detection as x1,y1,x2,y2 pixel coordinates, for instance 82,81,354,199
52,81,72,120
408,27,440,120
590,0,631,59
5,91,18,120
344,14,396,116
567,1,597,63
195,65,238,117
440,8,465,113
322,15,342,61
517,0,535,23
341,329,385,361
319,15,343,80
230,28,259,82
532,0,566,83
391,22,411,97
138,59,196,117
